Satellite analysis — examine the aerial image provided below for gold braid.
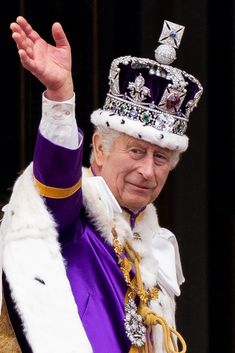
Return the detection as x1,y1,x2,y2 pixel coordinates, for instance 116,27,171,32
112,228,187,353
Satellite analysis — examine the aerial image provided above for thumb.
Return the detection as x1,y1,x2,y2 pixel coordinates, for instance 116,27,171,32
51,22,69,47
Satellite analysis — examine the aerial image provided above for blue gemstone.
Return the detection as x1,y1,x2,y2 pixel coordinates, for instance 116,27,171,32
111,102,117,111
170,31,177,38
129,109,137,118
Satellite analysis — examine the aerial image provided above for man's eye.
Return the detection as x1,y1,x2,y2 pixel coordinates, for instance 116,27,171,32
131,148,143,154
155,153,165,159
129,148,145,158
154,153,168,164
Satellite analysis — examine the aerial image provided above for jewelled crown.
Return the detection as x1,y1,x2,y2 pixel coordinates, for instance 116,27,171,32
91,20,203,152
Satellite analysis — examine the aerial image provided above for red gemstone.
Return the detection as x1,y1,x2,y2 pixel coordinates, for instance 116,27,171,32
166,93,180,109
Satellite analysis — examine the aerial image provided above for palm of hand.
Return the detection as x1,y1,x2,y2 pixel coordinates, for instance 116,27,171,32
26,36,72,91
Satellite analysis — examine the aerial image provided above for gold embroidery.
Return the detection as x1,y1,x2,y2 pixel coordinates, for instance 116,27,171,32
0,297,22,353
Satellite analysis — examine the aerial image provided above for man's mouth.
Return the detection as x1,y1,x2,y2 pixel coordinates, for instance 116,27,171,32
127,181,154,191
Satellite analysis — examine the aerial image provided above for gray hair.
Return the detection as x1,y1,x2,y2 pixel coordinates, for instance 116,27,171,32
90,125,181,170
89,125,121,163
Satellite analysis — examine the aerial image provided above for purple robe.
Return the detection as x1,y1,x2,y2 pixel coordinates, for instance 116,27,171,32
33,131,132,353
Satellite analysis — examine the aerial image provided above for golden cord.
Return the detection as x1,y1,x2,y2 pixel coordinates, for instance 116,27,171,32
112,228,187,353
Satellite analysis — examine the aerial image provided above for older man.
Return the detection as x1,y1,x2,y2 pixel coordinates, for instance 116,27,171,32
0,16,202,353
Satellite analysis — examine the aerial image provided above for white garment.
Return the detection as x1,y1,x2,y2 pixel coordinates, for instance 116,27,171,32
39,92,81,149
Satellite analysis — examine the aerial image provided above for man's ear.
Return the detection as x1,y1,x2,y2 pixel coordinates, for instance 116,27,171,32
92,132,104,167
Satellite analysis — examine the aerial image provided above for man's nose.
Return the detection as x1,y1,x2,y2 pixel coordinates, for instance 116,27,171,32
138,155,155,179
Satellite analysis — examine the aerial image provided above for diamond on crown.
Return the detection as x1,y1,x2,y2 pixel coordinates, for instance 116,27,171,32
103,94,188,136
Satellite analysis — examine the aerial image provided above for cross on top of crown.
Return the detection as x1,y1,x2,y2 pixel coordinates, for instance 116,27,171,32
158,20,185,49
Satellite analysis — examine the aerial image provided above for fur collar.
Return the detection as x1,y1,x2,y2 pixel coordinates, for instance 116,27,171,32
82,167,184,295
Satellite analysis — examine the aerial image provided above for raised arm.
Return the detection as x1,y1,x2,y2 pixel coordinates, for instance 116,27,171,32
10,16,83,233
10,15,73,101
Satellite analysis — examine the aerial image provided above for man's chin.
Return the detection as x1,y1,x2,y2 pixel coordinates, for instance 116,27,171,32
122,197,149,213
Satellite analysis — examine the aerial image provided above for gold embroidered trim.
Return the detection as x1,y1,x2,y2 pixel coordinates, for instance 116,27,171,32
33,176,81,199
0,297,22,353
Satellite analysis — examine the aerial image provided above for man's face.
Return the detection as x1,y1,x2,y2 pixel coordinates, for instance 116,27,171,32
94,133,172,213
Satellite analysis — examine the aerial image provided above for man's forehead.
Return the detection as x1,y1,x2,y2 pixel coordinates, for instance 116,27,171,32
120,133,172,153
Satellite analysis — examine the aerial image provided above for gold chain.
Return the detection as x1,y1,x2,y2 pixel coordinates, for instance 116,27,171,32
112,228,158,303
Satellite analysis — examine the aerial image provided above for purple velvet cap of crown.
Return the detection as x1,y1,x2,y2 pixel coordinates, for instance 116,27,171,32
118,63,201,117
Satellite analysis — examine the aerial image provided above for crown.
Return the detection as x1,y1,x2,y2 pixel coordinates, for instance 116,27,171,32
91,20,203,152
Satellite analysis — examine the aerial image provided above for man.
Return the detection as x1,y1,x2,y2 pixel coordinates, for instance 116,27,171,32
0,16,203,353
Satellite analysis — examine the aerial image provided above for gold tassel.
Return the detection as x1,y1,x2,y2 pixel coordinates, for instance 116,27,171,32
139,302,187,353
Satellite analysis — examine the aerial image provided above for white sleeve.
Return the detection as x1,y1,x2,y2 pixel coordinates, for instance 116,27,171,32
39,92,82,149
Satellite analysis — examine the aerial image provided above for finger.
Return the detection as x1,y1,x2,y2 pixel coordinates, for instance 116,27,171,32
10,21,33,48
15,16,41,43
11,31,34,59
51,22,70,48
18,49,37,73
10,22,27,45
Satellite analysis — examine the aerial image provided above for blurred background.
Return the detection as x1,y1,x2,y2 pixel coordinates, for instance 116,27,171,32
0,1,234,353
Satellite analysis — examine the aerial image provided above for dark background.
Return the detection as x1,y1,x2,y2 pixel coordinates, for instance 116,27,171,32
1,1,234,353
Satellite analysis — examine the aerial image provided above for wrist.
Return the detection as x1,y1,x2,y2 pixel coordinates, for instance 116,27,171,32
45,78,74,101
42,91,75,104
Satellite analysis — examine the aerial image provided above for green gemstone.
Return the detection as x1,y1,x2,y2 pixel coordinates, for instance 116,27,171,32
120,104,126,113
142,113,151,122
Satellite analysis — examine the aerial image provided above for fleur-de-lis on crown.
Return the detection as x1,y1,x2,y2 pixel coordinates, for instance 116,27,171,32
128,74,151,102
